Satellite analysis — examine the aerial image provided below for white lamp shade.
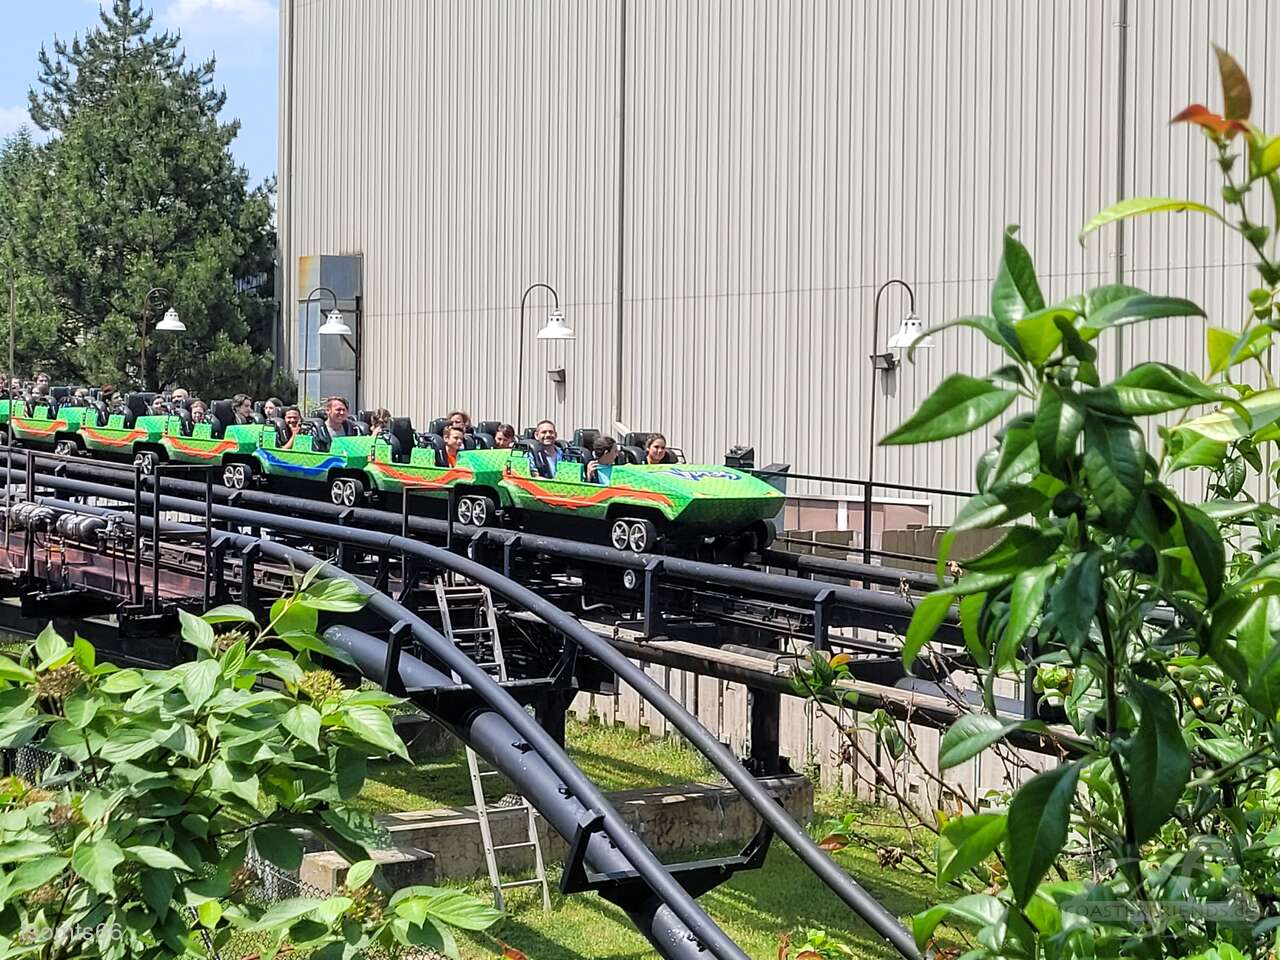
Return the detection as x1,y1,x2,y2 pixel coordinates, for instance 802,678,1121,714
536,310,575,340
155,308,185,332
887,312,931,350
318,308,352,336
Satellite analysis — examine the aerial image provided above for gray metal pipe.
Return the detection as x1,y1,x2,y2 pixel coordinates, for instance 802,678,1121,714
325,626,708,959
29,469,919,958
36,495,751,960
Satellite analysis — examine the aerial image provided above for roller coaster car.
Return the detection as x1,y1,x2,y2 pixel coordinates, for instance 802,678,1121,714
497,453,783,553
5,398,97,460
158,404,265,490
252,424,377,507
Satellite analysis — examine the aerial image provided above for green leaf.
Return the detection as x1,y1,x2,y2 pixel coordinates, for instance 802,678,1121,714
1168,433,1229,473
1085,283,1147,316
959,593,989,669
1014,308,1070,366
1085,362,1223,416
1083,294,1205,333
1083,415,1145,530
1127,682,1191,844
1215,45,1251,120
937,813,1008,883
253,824,304,871
999,564,1056,670
395,888,502,932
912,894,1005,950
901,593,952,669
299,577,366,612
1050,553,1100,657
990,425,1039,488
345,859,377,890
63,691,99,729
179,609,216,653
1207,326,1236,375
282,703,322,750
1256,135,1280,178
71,838,126,895
242,897,327,933
1079,197,1225,245
126,845,193,872
342,705,410,760
1176,501,1225,603
196,899,223,928
951,486,1048,534
180,658,220,711
909,314,1025,363
0,655,35,684
991,225,1045,323
940,714,1039,769
99,669,145,693
1035,383,1086,469
965,528,1063,575
0,840,57,864
1005,761,1080,907
881,374,1017,446
202,603,259,625
1179,389,1280,443
34,624,68,666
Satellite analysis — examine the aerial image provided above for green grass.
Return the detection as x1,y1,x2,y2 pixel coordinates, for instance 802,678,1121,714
353,718,721,815
452,798,939,960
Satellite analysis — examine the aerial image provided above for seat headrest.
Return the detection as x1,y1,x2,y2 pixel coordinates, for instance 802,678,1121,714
210,399,235,427
573,428,601,449
477,420,502,436
619,445,645,465
125,394,151,419
389,417,416,453
427,417,448,436
269,416,289,446
472,432,494,449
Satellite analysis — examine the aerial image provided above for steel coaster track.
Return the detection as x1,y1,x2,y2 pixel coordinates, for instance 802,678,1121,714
12,447,960,647
17,467,921,958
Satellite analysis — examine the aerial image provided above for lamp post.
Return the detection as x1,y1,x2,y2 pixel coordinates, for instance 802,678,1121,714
863,279,930,565
301,286,344,412
516,282,575,429
140,287,185,392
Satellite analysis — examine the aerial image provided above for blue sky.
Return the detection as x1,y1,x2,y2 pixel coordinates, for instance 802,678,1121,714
0,0,278,186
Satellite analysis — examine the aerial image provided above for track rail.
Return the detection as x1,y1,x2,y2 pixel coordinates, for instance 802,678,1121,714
18,466,921,958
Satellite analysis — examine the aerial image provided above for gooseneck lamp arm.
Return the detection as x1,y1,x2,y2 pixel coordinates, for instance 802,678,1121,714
864,278,918,565
517,282,560,430
301,286,340,412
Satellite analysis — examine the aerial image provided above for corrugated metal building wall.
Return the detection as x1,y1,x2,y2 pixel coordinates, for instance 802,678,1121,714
278,0,1275,513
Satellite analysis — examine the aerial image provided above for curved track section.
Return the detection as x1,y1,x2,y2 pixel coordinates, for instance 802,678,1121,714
26,467,920,958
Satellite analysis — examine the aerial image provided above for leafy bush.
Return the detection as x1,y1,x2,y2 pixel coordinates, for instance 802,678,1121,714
0,567,499,958
877,48,1280,960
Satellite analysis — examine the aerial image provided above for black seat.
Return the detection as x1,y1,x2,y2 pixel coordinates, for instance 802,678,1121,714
253,401,265,417
419,432,447,466
573,428,600,449
357,409,374,425
126,394,151,422
51,386,70,404
477,420,502,437
209,400,235,439
251,412,266,424
521,426,536,439
174,408,194,436
388,418,416,463
461,433,478,450
472,432,494,449
348,420,369,436
91,401,110,427
619,445,645,464
427,417,449,436
305,418,332,451
564,445,590,463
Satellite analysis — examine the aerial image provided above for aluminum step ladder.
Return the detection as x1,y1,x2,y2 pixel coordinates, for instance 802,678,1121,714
433,577,551,912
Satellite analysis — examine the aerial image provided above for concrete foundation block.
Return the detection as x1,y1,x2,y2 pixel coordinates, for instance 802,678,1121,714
300,845,436,892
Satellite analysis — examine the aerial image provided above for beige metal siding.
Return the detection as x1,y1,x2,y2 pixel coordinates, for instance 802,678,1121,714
280,0,1266,516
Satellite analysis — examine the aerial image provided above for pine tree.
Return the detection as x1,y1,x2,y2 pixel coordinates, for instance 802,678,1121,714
3,0,276,395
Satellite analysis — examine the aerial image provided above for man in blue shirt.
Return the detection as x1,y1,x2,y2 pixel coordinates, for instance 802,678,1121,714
527,420,562,479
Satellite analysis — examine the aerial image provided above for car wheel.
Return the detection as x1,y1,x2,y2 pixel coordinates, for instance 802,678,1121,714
54,439,78,458
470,495,496,527
223,463,248,490
330,477,359,507
610,519,631,551
457,496,475,525
628,519,657,553
133,451,158,475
